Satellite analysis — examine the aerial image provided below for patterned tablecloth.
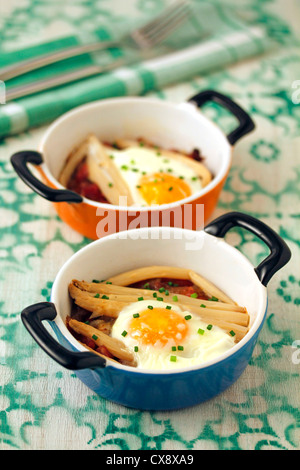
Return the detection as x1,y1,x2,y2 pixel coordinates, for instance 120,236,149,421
0,0,299,451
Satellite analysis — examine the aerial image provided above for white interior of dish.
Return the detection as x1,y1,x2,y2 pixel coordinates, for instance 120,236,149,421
50,227,267,374
39,97,231,209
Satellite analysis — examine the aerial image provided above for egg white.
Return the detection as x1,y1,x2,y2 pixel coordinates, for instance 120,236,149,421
111,300,236,370
106,146,203,206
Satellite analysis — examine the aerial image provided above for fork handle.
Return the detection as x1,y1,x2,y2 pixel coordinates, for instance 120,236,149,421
0,39,118,82
5,58,125,102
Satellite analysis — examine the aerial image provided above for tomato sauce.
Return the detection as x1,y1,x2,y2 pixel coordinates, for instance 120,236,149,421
66,315,114,359
67,159,109,203
130,277,209,300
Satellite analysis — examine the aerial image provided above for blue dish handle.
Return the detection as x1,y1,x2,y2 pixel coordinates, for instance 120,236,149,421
188,89,255,145
10,150,83,203
21,302,106,370
205,212,291,286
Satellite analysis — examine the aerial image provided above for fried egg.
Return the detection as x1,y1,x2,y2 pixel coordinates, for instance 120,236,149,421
107,146,203,206
111,300,236,370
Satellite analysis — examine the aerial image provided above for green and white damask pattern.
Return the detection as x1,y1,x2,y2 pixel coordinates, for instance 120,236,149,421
0,0,300,450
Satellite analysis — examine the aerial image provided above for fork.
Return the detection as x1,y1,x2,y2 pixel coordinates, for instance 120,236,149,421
1,0,190,85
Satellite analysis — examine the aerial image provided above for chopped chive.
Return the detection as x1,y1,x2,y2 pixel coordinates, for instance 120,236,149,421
139,141,145,147
147,305,153,310
171,346,177,351
108,182,113,187
191,176,198,181
166,305,172,310
163,158,169,163
165,290,169,296
168,186,173,191
229,330,236,337
92,279,100,283
109,155,114,159
168,281,173,286
210,296,219,301
157,297,163,301
92,334,98,341
198,328,205,335
136,185,141,189
85,321,90,324
132,168,139,172
179,175,185,180
207,324,213,330
143,282,150,289
121,165,128,170
156,151,161,156
158,287,165,293
178,345,184,351
200,304,206,308
134,346,139,352
130,159,136,164
153,292,157,298
184,314,192,320
167,168,173,173
106,281,112,284
142,171,147,175
133,313,140,318
172,295,178,302
101,295,109,299
94,293,100,298
173,283,179,287
170,355,177,362
121,330,128,337
138,297,144,301
190,293,198,298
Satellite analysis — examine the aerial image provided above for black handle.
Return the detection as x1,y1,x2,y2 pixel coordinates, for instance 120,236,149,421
11,150,83,203
21,302,106,370
204,212,291,286
188,90,255,145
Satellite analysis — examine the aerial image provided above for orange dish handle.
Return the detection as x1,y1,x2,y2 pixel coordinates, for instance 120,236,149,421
11,150,83,203
188,89,255,145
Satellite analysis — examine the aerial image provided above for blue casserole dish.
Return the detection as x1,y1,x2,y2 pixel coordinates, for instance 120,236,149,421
21,212,291,410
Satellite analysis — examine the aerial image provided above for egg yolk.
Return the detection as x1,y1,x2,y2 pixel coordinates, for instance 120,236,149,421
137,173,192,205
129,308,189,347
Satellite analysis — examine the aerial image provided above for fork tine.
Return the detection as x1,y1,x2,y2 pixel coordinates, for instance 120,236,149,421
144,7,190,46
139,0,190,35
132,1,190,48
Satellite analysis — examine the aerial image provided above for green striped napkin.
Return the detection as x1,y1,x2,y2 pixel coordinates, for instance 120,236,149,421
0,2,272,139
